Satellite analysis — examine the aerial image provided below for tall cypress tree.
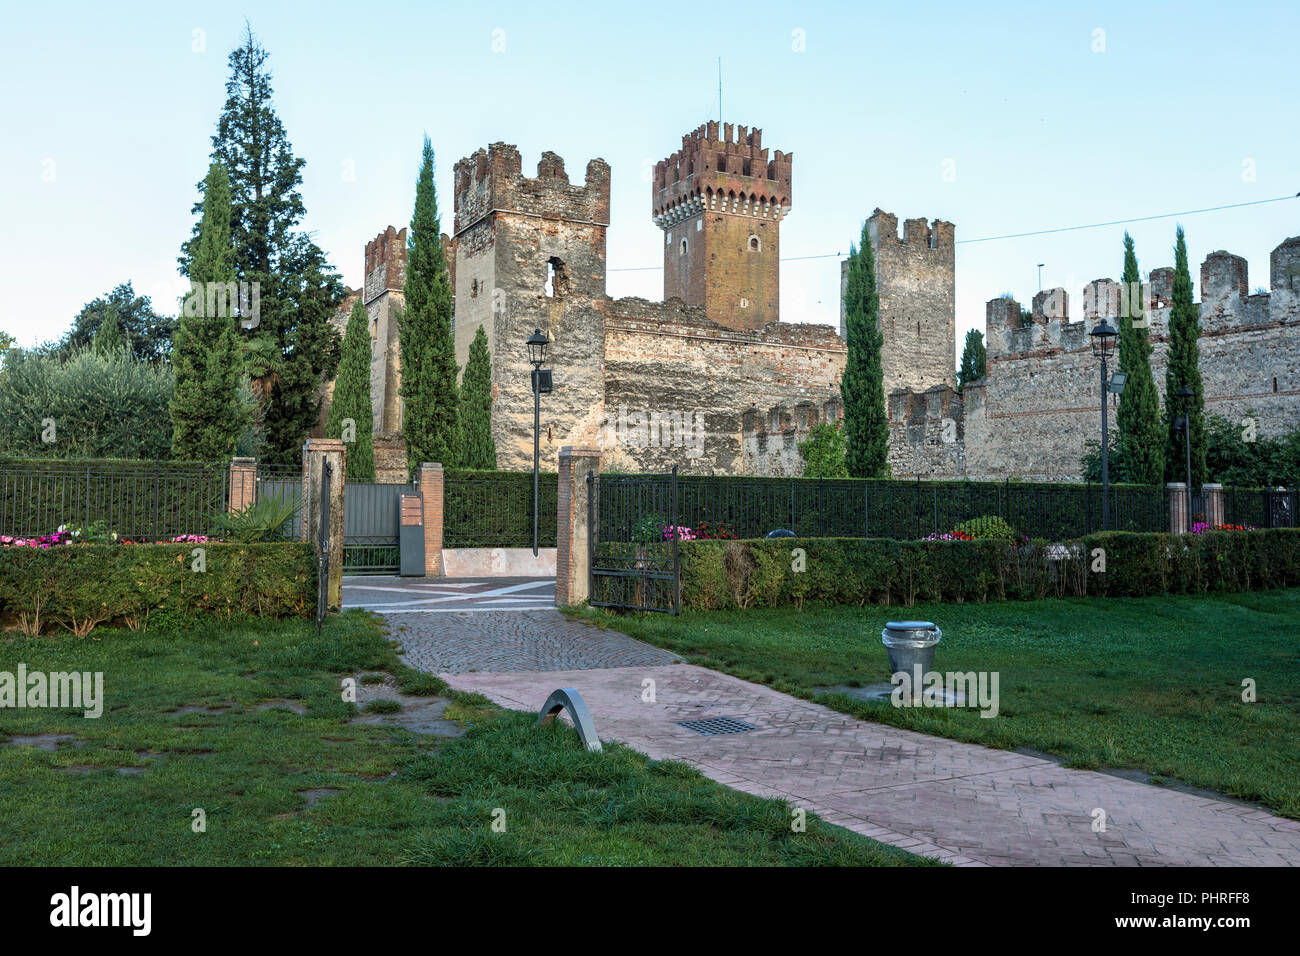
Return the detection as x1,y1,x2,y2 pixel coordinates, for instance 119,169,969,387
179,26,341,467
399,136,460,475
459,324,497,470
1164,225,1207,486
91,314,124,356
841,222,890,478
1116,232,1164,485
171,162,243,462
957,328,987,392
327,299,375,481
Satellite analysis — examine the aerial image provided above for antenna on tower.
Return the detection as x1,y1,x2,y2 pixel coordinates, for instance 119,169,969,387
718,57,722,125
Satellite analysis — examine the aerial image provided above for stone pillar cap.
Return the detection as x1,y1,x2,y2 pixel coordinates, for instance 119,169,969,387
559,446,603,458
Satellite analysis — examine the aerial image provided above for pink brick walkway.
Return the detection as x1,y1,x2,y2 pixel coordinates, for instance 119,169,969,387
444,663,1300,866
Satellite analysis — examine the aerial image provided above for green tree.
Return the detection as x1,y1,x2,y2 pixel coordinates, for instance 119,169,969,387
1164,226,1207,485
458,324,497,470
91,314,124,356
180,26,342,467
53,282,176,364
957,328,987,392
0,348,174,459
327,299,376,481
798,420,848,478
1115,232,1165,485
171,162,244,462
399,136,460,475
840,222,890,478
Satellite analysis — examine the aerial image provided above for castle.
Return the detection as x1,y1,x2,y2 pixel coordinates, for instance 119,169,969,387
324,120,1300,482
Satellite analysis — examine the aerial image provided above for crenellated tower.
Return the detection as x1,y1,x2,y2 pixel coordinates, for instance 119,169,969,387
652,122,792,331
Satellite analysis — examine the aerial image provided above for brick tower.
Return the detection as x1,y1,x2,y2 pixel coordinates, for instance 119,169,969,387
652,122,792,332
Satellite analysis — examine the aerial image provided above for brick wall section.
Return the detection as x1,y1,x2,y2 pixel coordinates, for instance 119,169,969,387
1168,483,1188,535
419,462,444,577
555,446,600,606
228,457,256,512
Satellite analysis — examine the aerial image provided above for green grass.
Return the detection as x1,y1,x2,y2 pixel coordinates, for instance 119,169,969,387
0,611,929,866
570,589,1300,818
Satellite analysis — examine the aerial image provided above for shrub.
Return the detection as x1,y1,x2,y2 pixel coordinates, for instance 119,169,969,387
671,529,1300,611
0,542,315,636
213,492,299,543
954,515,1018,541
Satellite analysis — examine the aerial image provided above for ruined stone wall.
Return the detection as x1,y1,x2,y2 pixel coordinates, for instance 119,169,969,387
887,385,966,478
600,299,844,474
917,237,1300,481
452,143,611,472
363,226,406,437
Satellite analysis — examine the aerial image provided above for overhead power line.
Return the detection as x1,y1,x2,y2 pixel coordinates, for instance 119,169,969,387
606,192,1298,273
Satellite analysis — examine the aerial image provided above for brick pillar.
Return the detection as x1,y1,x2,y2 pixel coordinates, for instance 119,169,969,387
1167,482,1187,535
228,457,256,513
556,446,601,607
419,463,444,577
302,439,346,612
1202,483,1224,528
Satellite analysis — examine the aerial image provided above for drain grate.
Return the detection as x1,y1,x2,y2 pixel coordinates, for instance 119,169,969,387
675,717,758,736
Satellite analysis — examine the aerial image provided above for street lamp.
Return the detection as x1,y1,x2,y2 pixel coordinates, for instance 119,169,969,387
1173,385,1195,530
1090,318,1118,531
527,328,551,557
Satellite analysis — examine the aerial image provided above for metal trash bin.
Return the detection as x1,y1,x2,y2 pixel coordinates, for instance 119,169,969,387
881,620,942,677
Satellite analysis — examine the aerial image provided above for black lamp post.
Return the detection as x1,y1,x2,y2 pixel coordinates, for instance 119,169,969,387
527,328,551,557
1174,385,1195,529
1090,318,1118,531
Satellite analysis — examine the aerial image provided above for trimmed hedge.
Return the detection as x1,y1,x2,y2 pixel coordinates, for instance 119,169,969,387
0,542,316,636
444,469,558,548
676,529,1300,610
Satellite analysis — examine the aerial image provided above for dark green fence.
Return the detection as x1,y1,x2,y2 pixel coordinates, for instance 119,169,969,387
443,469,557,548
0,458,228,541
599,474,1172,542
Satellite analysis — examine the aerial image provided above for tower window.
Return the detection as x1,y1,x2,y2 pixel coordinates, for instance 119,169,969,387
666,231,672,246
740,298,749,308
680,238,688,256
544,257,571,298
470,278,479,298
748,235,761,252
1274,377,1279,393
696,219,702,232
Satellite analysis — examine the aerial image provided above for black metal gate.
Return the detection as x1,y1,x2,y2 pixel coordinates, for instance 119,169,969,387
344,481,411,574
1265,488,1297,528
588,466,680,614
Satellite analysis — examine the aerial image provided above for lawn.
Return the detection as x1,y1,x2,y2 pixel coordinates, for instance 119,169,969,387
0,611,928,866
571,589,1300,819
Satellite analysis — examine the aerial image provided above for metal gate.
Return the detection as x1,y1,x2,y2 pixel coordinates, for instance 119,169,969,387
588,466,680,614
344,481,411,574
1265,488,1297,528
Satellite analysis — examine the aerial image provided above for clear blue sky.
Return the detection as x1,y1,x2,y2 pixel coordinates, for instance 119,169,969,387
1,0,1296,357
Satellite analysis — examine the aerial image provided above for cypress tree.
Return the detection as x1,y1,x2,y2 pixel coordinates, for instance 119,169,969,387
399,136,460,475
327,299,376,481
957,328,987,392
171,161,243,461
841,222,890,478
459,324,497,470
180,26,342,467
1164,226,1207,486
91,313,124,356
1116,232,1165,485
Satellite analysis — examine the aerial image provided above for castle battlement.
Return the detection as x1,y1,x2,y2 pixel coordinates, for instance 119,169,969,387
452,142,611,238
866,209,955,251
652,121,792,228
363,225,407,304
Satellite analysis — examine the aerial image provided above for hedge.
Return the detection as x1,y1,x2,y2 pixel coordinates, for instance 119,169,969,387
675,529,1300,610
443,469,558,548
0,542,316,636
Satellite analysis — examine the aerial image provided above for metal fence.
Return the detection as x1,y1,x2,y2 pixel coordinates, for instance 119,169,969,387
0,460,229,541
444,471,558,548
590,470,680,614
255,465,304,540
1223,486,1299,529
609,475,1171,543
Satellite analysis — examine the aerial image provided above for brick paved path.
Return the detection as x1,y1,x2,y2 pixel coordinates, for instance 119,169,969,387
387,608,682,674
441,662,1300,867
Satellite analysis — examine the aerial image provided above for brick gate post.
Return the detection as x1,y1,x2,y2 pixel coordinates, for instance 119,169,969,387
1167,482,1187,535
1202,483,1224,528
419,463,444,577
556,446,601,607
228,457,256,513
